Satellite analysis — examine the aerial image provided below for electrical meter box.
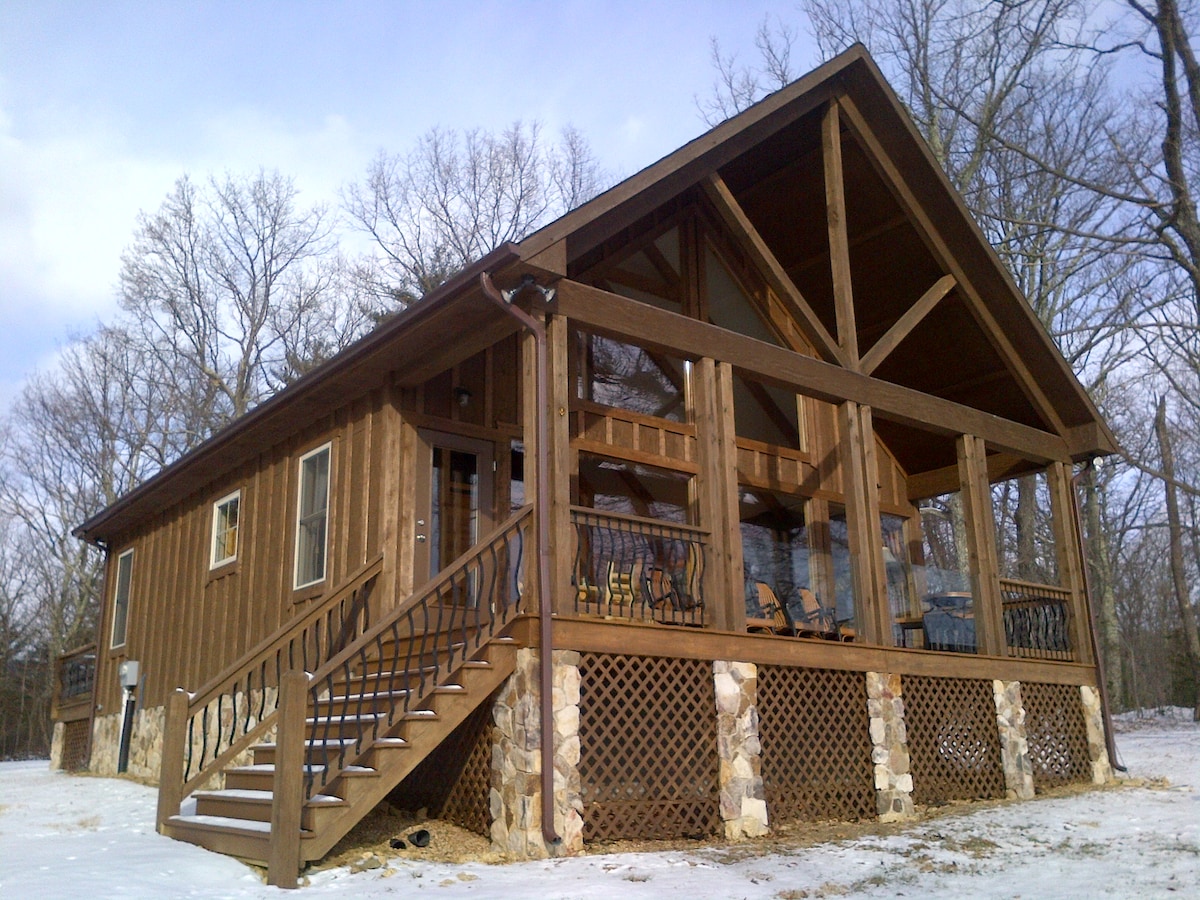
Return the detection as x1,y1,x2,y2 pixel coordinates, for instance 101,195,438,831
118,660,140,689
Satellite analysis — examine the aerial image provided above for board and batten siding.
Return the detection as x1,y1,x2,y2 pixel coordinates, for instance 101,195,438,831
93,388,393,716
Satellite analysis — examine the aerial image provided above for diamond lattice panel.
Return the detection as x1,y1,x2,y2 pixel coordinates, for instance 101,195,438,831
61,720,90,771
1021,681,1091,789
578,652,720,842
904,675,1006,805
757,665,875,822
386,696,493,837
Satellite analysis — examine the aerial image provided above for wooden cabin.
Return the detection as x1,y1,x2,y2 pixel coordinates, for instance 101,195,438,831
56,46,1117,886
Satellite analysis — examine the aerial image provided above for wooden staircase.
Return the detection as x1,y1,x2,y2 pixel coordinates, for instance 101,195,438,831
155,506,533,886
162,631,518,867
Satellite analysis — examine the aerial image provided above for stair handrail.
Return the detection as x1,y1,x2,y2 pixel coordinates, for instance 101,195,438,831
299,504,532,799
157,552,383,829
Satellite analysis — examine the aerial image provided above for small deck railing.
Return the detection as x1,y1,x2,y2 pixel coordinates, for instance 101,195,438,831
999,578,1074,661
157,554,382,828
570,507,707,627
52,643,97,718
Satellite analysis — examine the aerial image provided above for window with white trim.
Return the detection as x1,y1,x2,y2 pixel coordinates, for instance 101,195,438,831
294,443,331,589
210,490,241,569
110,549,133,648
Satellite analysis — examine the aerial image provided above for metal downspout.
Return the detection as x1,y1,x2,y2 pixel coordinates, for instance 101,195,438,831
480,271,562,845
1071,460,1126,772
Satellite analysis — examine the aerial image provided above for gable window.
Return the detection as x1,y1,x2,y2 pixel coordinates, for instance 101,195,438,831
294,443,331,589
110,549,133,649
209,490,241,569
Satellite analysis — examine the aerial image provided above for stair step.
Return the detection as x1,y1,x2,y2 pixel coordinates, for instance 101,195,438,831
170,812,274,834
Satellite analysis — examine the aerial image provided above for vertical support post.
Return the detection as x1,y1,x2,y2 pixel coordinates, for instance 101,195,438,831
520,330,541,614
838,401,887,643
268,670,308,889
156,687,189,832
694,359,743,632
545,313,574,616
377,382,403,611
956,434,1006,656
1048,461,1094,664
823,99,859,367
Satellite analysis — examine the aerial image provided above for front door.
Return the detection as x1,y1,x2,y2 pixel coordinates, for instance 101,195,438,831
414,430,495,591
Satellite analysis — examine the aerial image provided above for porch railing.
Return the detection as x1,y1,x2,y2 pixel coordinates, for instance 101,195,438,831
999,578,1074,661
300,504,531,798
570,506,707,627
157,553,382,829
52,643,96,717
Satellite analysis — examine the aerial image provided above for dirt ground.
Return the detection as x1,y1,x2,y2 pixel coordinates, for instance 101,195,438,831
310,778,1138,875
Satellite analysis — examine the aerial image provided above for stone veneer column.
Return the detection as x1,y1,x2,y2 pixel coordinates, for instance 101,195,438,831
865,672,915,821
713,660,769,839
490,648,584,858
1079,684,1114,784
992,680,1035,799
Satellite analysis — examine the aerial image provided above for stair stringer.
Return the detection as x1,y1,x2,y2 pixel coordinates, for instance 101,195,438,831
300,637,518,862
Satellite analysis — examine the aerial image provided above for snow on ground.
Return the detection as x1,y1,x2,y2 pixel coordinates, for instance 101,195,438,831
1,709,1196,899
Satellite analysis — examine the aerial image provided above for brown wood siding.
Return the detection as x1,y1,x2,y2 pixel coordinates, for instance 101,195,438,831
94,347,525,712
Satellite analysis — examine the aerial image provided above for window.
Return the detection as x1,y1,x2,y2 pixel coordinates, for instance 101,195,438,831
110,549,133,648
209,490,240,568
294,443,331,589
739,488,810,620
572,330,689,423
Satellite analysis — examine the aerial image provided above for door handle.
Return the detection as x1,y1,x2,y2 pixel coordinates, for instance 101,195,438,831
416,534,427,543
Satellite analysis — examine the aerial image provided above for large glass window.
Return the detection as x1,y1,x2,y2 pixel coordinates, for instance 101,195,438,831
576,453,692,523
294,443,331,589
740,488,809,621
572,331,689,423
209,490,240,569
828,505,857,633
110,549,133,648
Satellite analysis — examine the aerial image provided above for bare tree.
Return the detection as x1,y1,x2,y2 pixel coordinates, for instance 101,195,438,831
343,121,605,307
119,170,369,441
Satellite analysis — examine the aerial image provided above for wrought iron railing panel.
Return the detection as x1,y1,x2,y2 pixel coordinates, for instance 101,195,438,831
999,579,1074,661
174,555,382,796
301,506,530,798
570,507,707,627
57,644,97,703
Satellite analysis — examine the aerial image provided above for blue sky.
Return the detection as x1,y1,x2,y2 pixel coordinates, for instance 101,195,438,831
0,0,817,412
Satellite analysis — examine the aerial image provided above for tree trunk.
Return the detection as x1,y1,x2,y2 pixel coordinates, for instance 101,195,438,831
1154,398,1200,720
1083,463,1123,707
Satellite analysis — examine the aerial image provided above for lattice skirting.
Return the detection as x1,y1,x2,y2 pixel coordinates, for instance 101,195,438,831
1021,681,1092,788
61,719,90,771
904,675,1006,805
757,666,875,822
386,697,494,836
577,652,720,842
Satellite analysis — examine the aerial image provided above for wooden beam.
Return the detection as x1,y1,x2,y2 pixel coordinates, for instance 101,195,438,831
860,275,957,375
700,173,846,366
553,278,1071,463
906,451,1033,502
957,434,1006,657
526,615,1100,686
693,359,744,632
823,101,859,366
839,403,888,644
837,95,1068,436
1047,461,1094,665
546,314,575,616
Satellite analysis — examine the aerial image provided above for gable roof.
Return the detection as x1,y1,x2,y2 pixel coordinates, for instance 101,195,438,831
76,45,1113,545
